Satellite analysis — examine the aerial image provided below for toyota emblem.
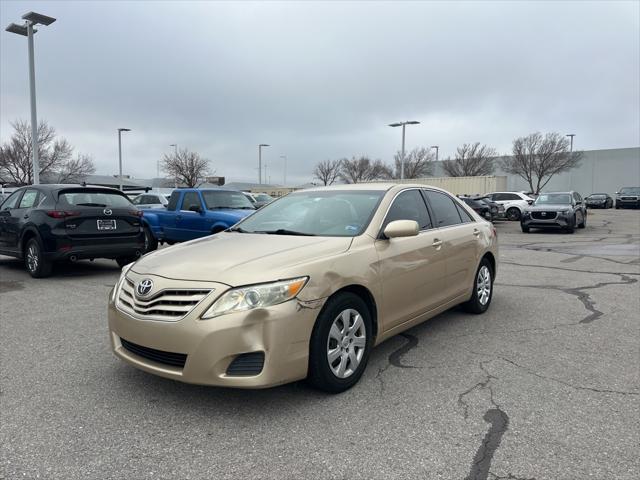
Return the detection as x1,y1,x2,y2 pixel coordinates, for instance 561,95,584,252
104,208,113,216
136,279,154,297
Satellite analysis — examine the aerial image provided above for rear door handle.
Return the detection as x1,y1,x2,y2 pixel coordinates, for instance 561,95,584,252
23,214,29,219
432,239,443,248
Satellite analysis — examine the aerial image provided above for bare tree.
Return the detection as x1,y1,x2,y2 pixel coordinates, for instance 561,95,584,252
49,153,96,184
442,142,497,177
0,120,93,185
161,148,210,187
339,156,392,184
313,159,342,186
393,147,435,179
500,132,583,194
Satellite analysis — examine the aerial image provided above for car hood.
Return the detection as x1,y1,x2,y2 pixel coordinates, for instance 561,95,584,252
132,232,353,285
527,204,572,211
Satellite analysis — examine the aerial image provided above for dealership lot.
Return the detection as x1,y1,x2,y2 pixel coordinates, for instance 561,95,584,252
1,210,638,480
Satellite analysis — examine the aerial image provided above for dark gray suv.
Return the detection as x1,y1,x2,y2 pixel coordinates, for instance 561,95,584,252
520,191,587,234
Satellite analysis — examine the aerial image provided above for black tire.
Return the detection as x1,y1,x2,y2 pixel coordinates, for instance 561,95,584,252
521,225,530,233
565,217,575,234
143,225,158,252
307,292,373,393
24,237,53,278
578,211,586,228
506,207,521,221
116,256,137,268
462,258,494,314
211,226,226,235
615,204,620,209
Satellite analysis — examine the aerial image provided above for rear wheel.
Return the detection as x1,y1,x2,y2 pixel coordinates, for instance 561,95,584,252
307,292,373,393
24,238,52,278
462,258,493,314
579,211,586,228
143,225,158,252
506,207,521,221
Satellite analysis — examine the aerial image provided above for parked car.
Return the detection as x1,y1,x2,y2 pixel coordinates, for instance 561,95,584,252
473,196,505,220
521,191,587,233
108,184,498,392
460,197,492,221
615,187,640,209
486,191,534,221
585,193,613,209
0,185,145,277
243,192,275,209
141,188,255,250
131,193,168,209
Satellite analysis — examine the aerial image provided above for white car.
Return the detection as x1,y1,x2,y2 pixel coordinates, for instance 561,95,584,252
486,191,534,220
131,193,169,209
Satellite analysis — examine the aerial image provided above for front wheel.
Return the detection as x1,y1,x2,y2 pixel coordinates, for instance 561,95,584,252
579,211,586,228
506,207,521,221
521,225,530,233
462,259,493,314
143,225,158,253
307,292,373,393
24,238,52,278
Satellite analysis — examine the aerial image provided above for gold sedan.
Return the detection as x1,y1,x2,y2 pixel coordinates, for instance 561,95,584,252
108,184,498,392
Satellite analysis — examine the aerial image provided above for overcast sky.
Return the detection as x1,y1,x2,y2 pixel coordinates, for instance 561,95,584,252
1,0,638,186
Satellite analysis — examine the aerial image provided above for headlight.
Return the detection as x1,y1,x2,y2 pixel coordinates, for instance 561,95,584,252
111,263,134,302
201,277,308,319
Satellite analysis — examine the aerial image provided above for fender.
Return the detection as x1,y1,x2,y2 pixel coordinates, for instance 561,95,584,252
18,224,44,257
141,213,163,240
210,221,230,233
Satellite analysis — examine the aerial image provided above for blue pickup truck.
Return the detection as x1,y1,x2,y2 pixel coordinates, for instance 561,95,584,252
141,189,255,250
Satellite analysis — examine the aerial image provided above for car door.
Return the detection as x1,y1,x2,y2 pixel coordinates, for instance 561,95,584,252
175,191,207,240
0,190,24,250
7,189,41,251
423,189,479,302
375,189,448,332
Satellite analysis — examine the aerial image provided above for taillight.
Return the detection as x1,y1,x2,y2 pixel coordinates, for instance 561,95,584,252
46,210,81,218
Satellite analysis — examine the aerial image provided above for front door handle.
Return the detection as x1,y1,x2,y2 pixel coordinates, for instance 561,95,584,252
473,228,480,236
432,239,443,248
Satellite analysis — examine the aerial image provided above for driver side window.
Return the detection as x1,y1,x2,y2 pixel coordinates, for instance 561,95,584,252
382,190,432,231
181,192,202,211
1,191,22,211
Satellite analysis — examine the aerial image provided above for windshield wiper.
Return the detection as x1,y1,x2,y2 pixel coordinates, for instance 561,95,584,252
258,229,316,236
227,226,250,233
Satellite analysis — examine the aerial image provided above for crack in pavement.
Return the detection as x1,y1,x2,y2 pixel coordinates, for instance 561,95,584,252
497,273,637,324
375,333,420,394
497,356,639,396
500,260,640,276
459,361,513,480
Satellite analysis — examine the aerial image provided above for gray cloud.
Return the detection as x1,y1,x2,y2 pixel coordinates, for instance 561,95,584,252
1,0,638,185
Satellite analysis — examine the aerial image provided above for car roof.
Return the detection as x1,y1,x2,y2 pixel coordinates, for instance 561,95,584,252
14,184,124,193
300,183,453,195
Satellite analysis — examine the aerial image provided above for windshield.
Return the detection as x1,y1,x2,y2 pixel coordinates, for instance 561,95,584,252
588,194,606,199
202,190,255,209
619,187,640,195
58,190,133,208
534,193,572,205
234,190,384,237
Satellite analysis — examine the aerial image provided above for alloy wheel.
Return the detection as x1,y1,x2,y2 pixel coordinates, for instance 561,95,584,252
26,244,39,273
476,265,492,306
326,308,366,379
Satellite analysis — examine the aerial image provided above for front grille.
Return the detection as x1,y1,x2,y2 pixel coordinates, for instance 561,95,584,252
226,352,265,376
621,196,638,201
531,211,558,220
120,337,187,368
117,278,212,321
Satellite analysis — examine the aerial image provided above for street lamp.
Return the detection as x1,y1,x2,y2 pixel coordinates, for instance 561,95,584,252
117,128,131,191
258,144,269,184
280,155,287,185
431,145,439,162
6,11,56,185
389,121,420,180
566,134,576,152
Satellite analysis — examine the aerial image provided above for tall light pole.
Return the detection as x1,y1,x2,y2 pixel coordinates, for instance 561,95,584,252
280,155,287,185
6,11,57,185
389,121,420,180
566,134,576,152
258,144,269,184
431,145,439,162
117,128,131,191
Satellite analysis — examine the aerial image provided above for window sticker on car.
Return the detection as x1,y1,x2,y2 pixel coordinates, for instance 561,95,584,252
345,224,360,232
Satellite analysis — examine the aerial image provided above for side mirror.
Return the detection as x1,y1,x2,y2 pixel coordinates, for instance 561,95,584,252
383,220,419,239
189,205,203,214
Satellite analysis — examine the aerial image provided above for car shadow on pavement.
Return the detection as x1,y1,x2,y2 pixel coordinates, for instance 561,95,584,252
0,256,120,278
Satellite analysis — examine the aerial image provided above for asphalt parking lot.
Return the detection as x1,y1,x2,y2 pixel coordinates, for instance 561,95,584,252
1,209,639,480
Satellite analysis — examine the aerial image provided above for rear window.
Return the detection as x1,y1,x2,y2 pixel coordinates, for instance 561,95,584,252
202,191,255,209
58,190,132,208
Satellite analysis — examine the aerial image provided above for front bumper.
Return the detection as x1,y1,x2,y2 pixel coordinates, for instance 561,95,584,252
521,213,574,229
616,198,640,208
108,291,324,388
